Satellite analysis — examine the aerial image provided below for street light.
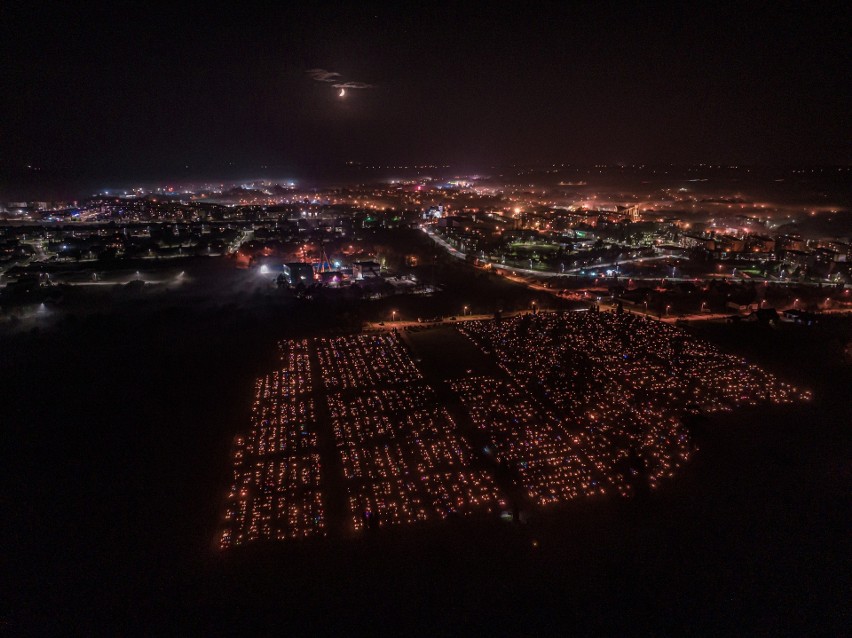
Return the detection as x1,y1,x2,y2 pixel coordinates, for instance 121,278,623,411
463,305,469,316
391,310,397,322
665,304,671,316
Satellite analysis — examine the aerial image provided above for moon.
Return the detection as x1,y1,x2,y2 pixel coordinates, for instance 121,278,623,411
338,88,345,98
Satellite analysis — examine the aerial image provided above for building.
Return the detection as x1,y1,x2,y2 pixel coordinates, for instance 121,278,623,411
681,233,716,251
352,260,381,280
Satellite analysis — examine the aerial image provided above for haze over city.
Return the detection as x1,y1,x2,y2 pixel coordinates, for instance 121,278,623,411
2,3,850,195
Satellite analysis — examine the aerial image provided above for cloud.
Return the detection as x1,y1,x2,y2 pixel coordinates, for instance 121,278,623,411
332,81,374,90
306,68,342,82
307,68,375,89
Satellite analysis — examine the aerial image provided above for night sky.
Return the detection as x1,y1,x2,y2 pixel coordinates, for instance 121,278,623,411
1,2,849,183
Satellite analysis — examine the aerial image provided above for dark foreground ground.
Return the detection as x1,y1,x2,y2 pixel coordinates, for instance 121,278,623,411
2,275,850,635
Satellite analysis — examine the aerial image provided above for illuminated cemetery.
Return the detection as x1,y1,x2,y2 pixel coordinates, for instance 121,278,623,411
221,313,810,545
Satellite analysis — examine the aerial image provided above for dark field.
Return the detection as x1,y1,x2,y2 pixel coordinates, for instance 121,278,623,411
2,271,850,635
404,326,501,380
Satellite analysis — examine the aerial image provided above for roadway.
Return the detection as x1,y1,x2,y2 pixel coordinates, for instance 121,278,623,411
420,225,852,324
421,225,850,290
422,226,674,275
364,310,541,332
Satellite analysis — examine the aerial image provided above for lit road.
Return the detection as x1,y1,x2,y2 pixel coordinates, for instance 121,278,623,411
423,226,673,274
364,310,540,331
421,225,850,291
422,226,466,260
560,254,674,274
